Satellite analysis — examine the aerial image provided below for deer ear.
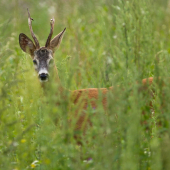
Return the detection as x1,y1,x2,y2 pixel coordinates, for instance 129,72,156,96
19,33,36,57
50,28,66,52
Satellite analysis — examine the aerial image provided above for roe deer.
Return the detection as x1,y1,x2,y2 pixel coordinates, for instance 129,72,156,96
19,9,156,142
19,9,113,141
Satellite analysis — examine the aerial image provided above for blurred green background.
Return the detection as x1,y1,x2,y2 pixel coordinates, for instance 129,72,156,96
1,0,170,169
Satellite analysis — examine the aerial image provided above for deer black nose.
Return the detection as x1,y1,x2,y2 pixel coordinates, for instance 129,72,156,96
39,73,48,81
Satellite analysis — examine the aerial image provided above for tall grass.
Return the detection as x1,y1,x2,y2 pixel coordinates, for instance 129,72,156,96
1,0,170,169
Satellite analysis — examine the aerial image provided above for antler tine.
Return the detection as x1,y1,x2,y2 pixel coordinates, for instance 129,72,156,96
27,8,40,49
45,18,55,48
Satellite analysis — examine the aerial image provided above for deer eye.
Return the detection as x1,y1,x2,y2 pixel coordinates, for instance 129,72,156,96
33,60,37,65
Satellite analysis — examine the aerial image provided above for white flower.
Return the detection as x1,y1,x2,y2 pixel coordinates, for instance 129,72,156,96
13,142,19,147
31,160,39,168
107,57,113,64
113,35,117,39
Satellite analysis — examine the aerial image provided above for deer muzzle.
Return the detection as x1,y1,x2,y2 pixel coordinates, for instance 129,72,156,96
39,73,48,81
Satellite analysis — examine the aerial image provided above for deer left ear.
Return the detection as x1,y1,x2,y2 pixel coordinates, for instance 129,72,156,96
19,33,36,57
50,28,66,52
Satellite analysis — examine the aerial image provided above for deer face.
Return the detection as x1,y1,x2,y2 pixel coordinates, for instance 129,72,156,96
32,48,53,81
19,9,66,82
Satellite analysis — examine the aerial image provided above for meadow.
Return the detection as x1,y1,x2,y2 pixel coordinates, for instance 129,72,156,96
1,0,170,169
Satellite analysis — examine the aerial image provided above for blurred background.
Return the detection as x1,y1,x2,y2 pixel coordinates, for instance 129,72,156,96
1,0,170,169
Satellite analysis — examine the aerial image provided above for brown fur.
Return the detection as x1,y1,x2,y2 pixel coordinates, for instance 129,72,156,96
70,88,108,129
142,77,154,85
70,78,154,132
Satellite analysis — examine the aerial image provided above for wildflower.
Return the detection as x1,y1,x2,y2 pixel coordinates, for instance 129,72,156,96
21,139,26,143
31,163,36,168
31,160,39,169
13,142,19,147
113,35,117,39
107,57,113,64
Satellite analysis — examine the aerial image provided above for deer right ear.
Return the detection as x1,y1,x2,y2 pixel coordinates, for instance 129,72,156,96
19,33,36,57
50,28,66,52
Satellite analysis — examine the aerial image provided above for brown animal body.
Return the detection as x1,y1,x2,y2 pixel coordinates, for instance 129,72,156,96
142,77,154,85
70,77,155,134
70,88,108,132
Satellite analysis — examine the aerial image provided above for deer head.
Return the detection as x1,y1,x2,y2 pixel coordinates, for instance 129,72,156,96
19,9,66,82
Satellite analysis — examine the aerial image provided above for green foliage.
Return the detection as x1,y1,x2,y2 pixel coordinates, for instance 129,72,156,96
1,0,170,169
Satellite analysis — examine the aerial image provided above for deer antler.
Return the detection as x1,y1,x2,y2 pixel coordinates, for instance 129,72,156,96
27,8,40,49
45,18,55,48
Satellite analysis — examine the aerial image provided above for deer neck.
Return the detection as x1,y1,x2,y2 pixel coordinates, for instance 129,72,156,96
40,63,65,94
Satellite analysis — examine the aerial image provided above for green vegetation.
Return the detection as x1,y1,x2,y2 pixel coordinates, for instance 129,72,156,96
1,0,170,169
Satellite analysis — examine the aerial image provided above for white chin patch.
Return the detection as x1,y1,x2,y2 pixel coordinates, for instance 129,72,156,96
38,68,48,75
